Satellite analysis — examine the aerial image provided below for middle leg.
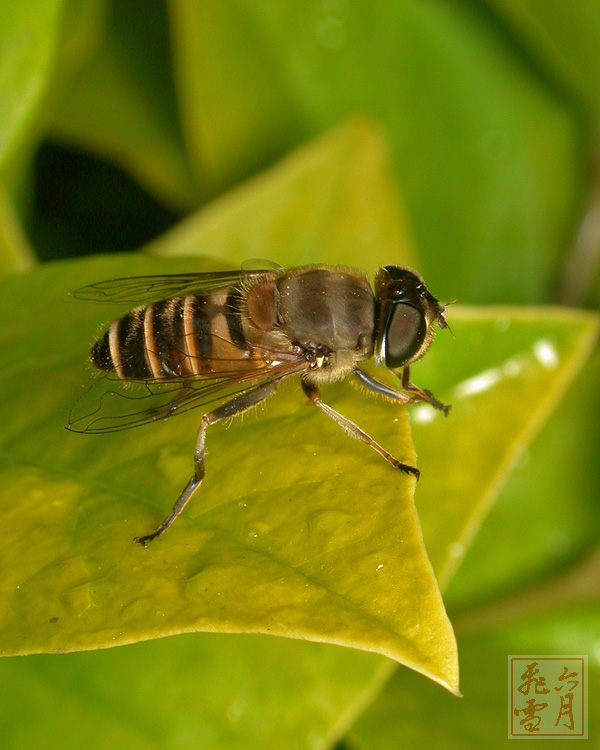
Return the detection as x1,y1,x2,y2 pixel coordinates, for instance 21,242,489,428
301,379,419,479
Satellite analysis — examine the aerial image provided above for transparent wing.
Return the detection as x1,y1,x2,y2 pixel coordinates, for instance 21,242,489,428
73,269,274,305
68,359,307,434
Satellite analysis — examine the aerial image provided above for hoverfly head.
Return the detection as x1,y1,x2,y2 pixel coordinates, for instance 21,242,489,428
374,266,449,369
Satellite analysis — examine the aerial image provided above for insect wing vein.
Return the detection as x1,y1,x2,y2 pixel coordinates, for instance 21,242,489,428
73,270,272,305
68,359,306,434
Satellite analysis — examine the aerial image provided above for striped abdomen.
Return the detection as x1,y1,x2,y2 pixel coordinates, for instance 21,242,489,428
91,290,253,380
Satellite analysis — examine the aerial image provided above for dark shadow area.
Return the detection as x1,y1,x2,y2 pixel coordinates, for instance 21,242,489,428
30,141,180,261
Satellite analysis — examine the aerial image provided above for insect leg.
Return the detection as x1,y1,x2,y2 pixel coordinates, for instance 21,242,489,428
353,367,411,403
400,365,451,415
301,379,419,479
354,367,450,415
134,380,278,546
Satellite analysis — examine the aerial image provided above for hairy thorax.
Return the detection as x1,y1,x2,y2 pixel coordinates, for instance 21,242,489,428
242,267,377,381
302,348,370,384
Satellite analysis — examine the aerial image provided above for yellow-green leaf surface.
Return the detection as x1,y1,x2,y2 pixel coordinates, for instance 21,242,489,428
138,122,598,606
48,0,196,210
0,253,457,694
0,0,63,178
147,117,416,271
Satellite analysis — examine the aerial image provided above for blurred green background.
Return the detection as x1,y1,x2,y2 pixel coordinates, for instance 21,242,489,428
0,1,598,748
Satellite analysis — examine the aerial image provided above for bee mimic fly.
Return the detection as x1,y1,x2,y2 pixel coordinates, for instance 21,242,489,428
70,264,451,546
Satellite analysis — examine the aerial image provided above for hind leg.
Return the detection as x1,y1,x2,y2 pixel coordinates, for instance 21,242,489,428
135,381,278,545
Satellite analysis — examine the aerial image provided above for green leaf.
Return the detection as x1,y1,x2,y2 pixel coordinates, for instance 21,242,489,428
48,0,197,210
446,350,600,610
0,635,393,750
167,0,578,304
0,0,64,179
143,125,599,667
168,0,304,193
52,0,110,83
487,0,600,131
347,603,600,750
342,309,599,750
147,117,417,271
0,187,36,273
407,307,599,589
0,252,457,694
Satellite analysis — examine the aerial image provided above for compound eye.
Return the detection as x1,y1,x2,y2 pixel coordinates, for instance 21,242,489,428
384,303,426,368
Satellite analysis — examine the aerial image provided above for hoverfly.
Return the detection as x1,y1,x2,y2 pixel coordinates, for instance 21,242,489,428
70,264,450,546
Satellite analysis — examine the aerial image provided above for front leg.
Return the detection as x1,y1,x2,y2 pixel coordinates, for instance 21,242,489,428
353,367,411,404
354,366,450,414
401,365,451,415
353,366,450,415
